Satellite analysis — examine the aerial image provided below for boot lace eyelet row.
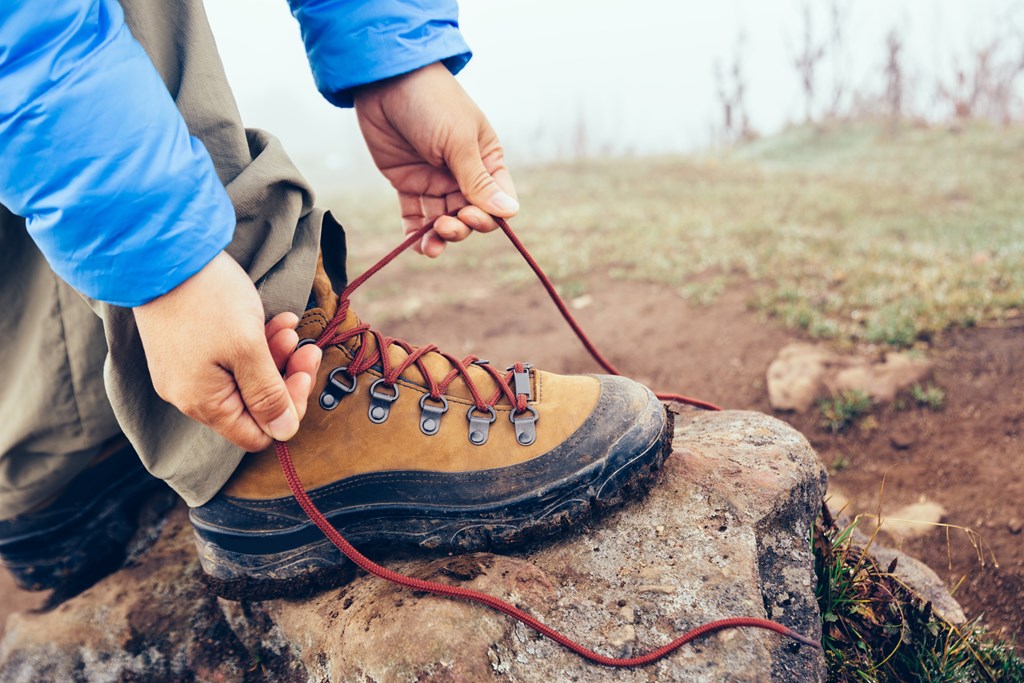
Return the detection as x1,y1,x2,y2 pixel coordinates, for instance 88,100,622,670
313,302,536,446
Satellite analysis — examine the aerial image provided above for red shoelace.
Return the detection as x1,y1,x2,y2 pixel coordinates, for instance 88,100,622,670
274,216,820,667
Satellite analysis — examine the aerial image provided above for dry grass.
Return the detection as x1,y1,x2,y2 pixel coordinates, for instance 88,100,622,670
328,121,1024,346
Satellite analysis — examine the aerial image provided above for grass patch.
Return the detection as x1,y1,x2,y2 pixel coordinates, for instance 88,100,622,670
819,390,874,433
327,122,1024,347
814,505,1024,682
910,382,946,411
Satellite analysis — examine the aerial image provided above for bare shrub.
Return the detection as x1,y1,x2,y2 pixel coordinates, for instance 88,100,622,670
792,1,828,122
713,32,755,144
825,0,851,118
935,30,1024,125
883,29,906,120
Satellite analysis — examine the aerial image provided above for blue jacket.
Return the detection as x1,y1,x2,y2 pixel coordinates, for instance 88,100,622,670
0,0,470,306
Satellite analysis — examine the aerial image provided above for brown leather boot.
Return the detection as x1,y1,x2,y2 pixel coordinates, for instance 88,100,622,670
191,266,670,601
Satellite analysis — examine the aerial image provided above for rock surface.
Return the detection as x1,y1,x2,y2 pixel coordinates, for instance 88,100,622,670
767,343,933,412
0,410,828,683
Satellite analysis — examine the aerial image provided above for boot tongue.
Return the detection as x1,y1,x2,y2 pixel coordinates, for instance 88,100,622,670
297,309,327,341
311,253,339,319
298,305,382,360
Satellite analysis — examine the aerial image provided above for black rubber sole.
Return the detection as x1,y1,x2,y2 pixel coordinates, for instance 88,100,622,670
201,408,674,602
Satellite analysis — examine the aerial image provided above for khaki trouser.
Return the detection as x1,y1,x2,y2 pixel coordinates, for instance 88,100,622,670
0,0,345,519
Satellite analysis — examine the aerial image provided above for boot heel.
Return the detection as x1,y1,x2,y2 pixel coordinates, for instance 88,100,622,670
193,532,355,601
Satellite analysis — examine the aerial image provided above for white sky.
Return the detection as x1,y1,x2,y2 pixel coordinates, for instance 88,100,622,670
204,0,1023,192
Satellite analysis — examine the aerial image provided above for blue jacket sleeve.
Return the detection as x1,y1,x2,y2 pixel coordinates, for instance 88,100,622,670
0,0,236,307
286,0,471,107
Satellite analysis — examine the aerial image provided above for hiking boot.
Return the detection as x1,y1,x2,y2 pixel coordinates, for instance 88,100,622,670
0,437,171,595
192,290,671,601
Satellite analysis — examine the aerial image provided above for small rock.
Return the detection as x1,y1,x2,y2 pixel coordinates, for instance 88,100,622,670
768,343,934,412
637,584,677,595
766,343,840,412
831,352,933,403
619,605,636,624
1009,519,1023,535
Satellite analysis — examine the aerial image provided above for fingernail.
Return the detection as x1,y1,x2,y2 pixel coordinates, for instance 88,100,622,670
268,409,299,441
489,191,519,214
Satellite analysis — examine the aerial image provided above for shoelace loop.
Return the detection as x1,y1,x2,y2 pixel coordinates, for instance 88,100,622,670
277,215,819,667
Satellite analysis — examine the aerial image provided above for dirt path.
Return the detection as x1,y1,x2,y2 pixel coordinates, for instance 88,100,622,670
364,272,1023,646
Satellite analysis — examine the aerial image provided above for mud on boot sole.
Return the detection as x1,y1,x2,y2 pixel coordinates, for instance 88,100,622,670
195,408,674,602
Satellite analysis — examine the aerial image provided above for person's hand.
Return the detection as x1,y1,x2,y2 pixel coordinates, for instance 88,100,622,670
354,61,518,257
134,252,322,451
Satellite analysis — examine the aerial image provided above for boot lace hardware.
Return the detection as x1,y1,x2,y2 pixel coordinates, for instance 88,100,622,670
319,366,357,410
418,394,448,435
466,405,497,445
510,405,539,446
506,361,536,445
367,378,399,424
278,216,818,668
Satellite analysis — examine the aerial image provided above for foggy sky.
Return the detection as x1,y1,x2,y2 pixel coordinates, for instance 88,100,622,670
205,0,1022,192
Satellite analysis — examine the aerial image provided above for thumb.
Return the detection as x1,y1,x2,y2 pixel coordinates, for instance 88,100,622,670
446,137,519,217
234,339,299,442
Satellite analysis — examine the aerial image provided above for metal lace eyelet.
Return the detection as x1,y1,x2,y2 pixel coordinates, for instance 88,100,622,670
418,394,449,436
466,405,497,445
368,378,400,424
509,405,539,446
319,366,357,411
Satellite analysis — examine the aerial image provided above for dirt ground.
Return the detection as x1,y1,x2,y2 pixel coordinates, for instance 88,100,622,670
359,270,1024,647
2,269,1020,653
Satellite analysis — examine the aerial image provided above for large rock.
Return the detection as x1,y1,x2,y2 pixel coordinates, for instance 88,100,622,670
0,410,828,683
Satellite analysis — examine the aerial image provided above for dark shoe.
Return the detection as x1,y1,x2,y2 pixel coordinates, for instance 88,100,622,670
191,298,672,601
0,438,169,595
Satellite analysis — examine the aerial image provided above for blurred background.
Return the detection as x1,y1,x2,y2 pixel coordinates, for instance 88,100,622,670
203,2,1024,678
207,0,1024,190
